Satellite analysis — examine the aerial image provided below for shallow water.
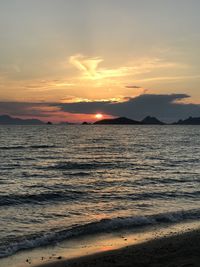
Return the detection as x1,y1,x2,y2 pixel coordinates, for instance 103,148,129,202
0,125,199,258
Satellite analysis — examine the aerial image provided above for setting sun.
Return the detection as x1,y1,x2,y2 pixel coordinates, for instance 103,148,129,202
95,113,103,119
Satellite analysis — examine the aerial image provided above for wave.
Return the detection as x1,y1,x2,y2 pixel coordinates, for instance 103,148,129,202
0,208,199,258
0,190,86,206
0,146,25,150
66,171,91,177
39,161,143,171
132,177,200,186
42,161,114,171
0,145,56,150
0,189,199,207
101,191,200,200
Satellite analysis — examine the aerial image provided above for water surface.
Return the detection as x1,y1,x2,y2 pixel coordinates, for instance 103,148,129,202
0,125,199,258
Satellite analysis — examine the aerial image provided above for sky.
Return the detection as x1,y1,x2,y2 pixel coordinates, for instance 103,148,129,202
0,0,200,122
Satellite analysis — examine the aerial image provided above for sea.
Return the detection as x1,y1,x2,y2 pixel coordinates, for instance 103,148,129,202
0,125,200,260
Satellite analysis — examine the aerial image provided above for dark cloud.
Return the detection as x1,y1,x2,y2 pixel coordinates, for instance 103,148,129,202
125,85,141,89
0,94,200,122
125,85,149,94
57,94,200,122
0,102,57,117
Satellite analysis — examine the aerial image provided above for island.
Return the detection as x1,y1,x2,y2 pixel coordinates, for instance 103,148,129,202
175,117,200,125
0,115,44,125
94,117,141,125
94,116,165,125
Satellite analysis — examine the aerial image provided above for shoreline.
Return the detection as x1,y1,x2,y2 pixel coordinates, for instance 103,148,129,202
1,220,199,267
36,228,200,267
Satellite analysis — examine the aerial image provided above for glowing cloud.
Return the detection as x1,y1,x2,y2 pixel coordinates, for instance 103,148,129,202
69,54,188,85
69,54,132,80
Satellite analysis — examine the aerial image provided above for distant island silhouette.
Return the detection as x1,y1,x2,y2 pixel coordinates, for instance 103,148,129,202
174,117,200,125
141,116,164,125
94,116,165,125
1,114,200,125
0,115,44,125
94,116,200,125
94,117,141,125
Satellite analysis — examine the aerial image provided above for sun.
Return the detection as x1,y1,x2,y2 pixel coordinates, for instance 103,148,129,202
95,113,103,119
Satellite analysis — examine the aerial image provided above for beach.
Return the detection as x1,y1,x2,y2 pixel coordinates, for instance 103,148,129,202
36,228,200,267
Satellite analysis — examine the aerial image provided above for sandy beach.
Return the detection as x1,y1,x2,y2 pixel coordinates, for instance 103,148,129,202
35,228,200,267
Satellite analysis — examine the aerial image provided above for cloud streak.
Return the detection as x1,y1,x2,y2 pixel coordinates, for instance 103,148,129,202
69,54,184,82
69,54,133,80
125,85,142,89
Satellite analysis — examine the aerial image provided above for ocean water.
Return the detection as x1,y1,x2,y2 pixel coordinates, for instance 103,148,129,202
0,125,199,259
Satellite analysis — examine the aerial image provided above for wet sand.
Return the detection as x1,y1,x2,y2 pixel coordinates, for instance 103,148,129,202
36,228,200,267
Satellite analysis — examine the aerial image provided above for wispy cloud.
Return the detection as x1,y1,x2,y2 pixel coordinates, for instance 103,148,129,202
0,53,192,103
125,85,142,89
135,75,200,83
69,54,132,80
69,54,188,83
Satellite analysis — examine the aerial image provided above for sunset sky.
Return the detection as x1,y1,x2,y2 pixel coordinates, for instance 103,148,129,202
0,0,200,122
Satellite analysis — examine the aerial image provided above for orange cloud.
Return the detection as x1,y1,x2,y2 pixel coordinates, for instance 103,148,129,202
69,54,133,80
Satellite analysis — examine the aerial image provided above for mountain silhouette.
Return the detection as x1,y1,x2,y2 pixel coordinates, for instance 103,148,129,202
1,114,200,125
94,116,166,125
175,117,200,125
0,115,44,125
94,117,141,125
142,116,165,125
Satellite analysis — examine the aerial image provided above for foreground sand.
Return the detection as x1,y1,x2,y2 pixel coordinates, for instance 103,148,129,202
36,228,200,267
